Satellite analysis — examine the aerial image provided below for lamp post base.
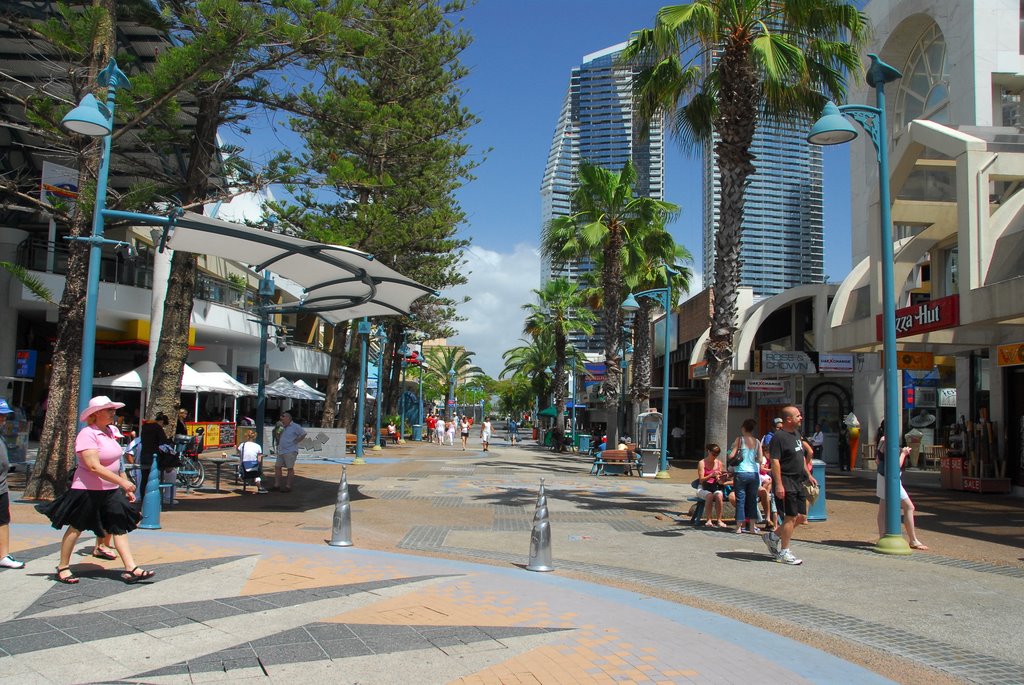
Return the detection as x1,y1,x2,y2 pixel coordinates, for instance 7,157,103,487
655,470,670,479
352,456,366,465
371,444,382,451
873,534,913,555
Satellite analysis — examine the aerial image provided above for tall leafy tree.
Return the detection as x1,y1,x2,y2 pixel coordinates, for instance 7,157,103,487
622,238,693,412
624,1,866,447
522,278,596,450
500,333,556,420
423,345,482,415
268,0,478,428
541,161,678,443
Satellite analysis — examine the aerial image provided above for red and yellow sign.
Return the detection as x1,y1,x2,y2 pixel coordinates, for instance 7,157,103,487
897,351,934,370
876,294,959,340
997,343,1024,367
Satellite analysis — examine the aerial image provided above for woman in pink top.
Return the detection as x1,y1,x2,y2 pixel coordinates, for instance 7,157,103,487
40,396,154,585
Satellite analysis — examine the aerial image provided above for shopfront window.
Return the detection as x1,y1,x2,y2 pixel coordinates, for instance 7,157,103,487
972,352,990,421
943,247,959,295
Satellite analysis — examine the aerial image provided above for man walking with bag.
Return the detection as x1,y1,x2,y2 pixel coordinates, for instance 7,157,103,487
762,405,817,565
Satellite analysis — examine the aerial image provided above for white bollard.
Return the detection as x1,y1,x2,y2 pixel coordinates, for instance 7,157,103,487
328,466,353,547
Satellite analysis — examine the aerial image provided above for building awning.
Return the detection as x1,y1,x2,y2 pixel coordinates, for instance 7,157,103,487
159,211,433,323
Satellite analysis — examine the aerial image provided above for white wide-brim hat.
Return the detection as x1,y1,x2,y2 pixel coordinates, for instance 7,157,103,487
79,395,125,423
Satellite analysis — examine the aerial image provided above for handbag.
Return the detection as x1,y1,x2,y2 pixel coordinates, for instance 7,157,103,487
802,481,820,505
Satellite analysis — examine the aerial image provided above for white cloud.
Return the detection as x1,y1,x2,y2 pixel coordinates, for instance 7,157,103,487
444,244,541,378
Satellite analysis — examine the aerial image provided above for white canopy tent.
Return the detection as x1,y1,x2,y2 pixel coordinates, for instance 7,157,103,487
94,362,215,393
293,379,326,400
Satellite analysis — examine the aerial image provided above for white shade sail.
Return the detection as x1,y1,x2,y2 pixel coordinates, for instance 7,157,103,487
161,212,433,322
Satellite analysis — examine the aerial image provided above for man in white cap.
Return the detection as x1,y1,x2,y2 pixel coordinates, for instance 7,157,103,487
0,398,26,569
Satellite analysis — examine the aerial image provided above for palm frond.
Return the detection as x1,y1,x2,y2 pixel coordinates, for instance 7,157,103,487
0,261,55,304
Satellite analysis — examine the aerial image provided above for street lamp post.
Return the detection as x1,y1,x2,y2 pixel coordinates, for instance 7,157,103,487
621,266,678,479
417,344,425,439
253,273,276,448
59,59,131,419
569,348,577,450
447,367,456,419
398,343,409,443
372,326,387,451
808,53,908,555
353,318,371,464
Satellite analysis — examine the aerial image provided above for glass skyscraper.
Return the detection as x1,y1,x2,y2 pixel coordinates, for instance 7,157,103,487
540,42,665,352
702,119,824,298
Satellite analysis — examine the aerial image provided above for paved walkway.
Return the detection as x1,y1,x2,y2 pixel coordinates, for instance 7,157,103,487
3,439,1022,684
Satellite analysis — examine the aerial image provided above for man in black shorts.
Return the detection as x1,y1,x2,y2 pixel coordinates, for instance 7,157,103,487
762,404,817,565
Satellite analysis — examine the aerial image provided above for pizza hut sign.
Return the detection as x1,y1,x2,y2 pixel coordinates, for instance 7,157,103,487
876,294,959,340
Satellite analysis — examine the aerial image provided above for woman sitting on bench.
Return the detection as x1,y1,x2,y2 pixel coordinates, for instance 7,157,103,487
697,444,727,528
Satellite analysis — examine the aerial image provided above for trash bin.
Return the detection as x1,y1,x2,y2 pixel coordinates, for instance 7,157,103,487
543,430,552,447
807,459,827,521
412,424,423,441
578,434,591,453
532,427,539,441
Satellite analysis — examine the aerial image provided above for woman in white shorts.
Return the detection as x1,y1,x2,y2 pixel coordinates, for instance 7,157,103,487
875,436,928,550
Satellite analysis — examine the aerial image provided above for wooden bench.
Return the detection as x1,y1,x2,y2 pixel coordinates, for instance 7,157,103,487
591,449,641,476
345,434,359,453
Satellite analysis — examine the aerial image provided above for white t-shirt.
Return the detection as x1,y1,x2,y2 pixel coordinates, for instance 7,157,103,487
237,441,262,468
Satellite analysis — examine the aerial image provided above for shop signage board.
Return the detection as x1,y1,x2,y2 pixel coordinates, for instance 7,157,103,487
583,363,606,388
746,379,786,393
14,350,36,378
689,360,708,380
818,353,854,373
938,388,957,407
996,342,1024,367
898,351,934,370
761,351,816,374
876,294,959,340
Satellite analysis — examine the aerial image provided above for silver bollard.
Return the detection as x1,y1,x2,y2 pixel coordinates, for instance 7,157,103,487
328,466,353,547
526,478,553,572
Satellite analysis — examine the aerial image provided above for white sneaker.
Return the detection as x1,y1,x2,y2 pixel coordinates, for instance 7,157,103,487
761,531,781,557
0,554,26,569
775,549,803,565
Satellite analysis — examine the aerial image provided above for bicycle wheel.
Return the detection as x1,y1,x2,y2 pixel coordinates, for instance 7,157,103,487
181,457,205,489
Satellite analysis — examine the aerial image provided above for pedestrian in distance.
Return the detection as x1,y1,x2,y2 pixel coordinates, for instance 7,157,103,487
446,418,456,446
0,399,26,569
762,405,817,565
38,396,154,584
271,412,306,493
875,434,928,550
811,423,825,460
434,417,446,445
460,416,470,450
762,417,783,448
481,416,492,452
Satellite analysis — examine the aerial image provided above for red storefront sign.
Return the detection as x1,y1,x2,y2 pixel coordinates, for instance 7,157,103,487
876,294,959,340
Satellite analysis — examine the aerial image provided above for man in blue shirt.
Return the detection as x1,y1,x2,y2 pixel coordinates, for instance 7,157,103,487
272,413,306,493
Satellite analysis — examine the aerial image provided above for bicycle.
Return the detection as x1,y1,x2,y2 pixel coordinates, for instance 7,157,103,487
175,428,206,490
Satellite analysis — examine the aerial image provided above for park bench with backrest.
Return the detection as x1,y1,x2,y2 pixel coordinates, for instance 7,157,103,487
590,448,641,476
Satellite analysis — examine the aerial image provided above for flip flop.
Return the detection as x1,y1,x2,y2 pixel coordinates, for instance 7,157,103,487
92,548,117,561
910,541,929,550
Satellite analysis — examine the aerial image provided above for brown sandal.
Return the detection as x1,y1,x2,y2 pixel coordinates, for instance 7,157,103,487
55,566,79,584
120,566,155,584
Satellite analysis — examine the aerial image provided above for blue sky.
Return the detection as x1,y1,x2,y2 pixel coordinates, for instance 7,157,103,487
446,0,854,377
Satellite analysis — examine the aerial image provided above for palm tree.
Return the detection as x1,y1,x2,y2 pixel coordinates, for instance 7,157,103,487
624,1,866,447
623,240,693,416
541,161,678,443
501,333,557,420
423,346,483,418
522,278,597,450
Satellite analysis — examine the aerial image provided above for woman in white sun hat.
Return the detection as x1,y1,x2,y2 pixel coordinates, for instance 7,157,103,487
39,396,155,585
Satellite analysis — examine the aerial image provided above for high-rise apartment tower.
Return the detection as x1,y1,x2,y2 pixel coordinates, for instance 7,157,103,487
540,42,665,353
